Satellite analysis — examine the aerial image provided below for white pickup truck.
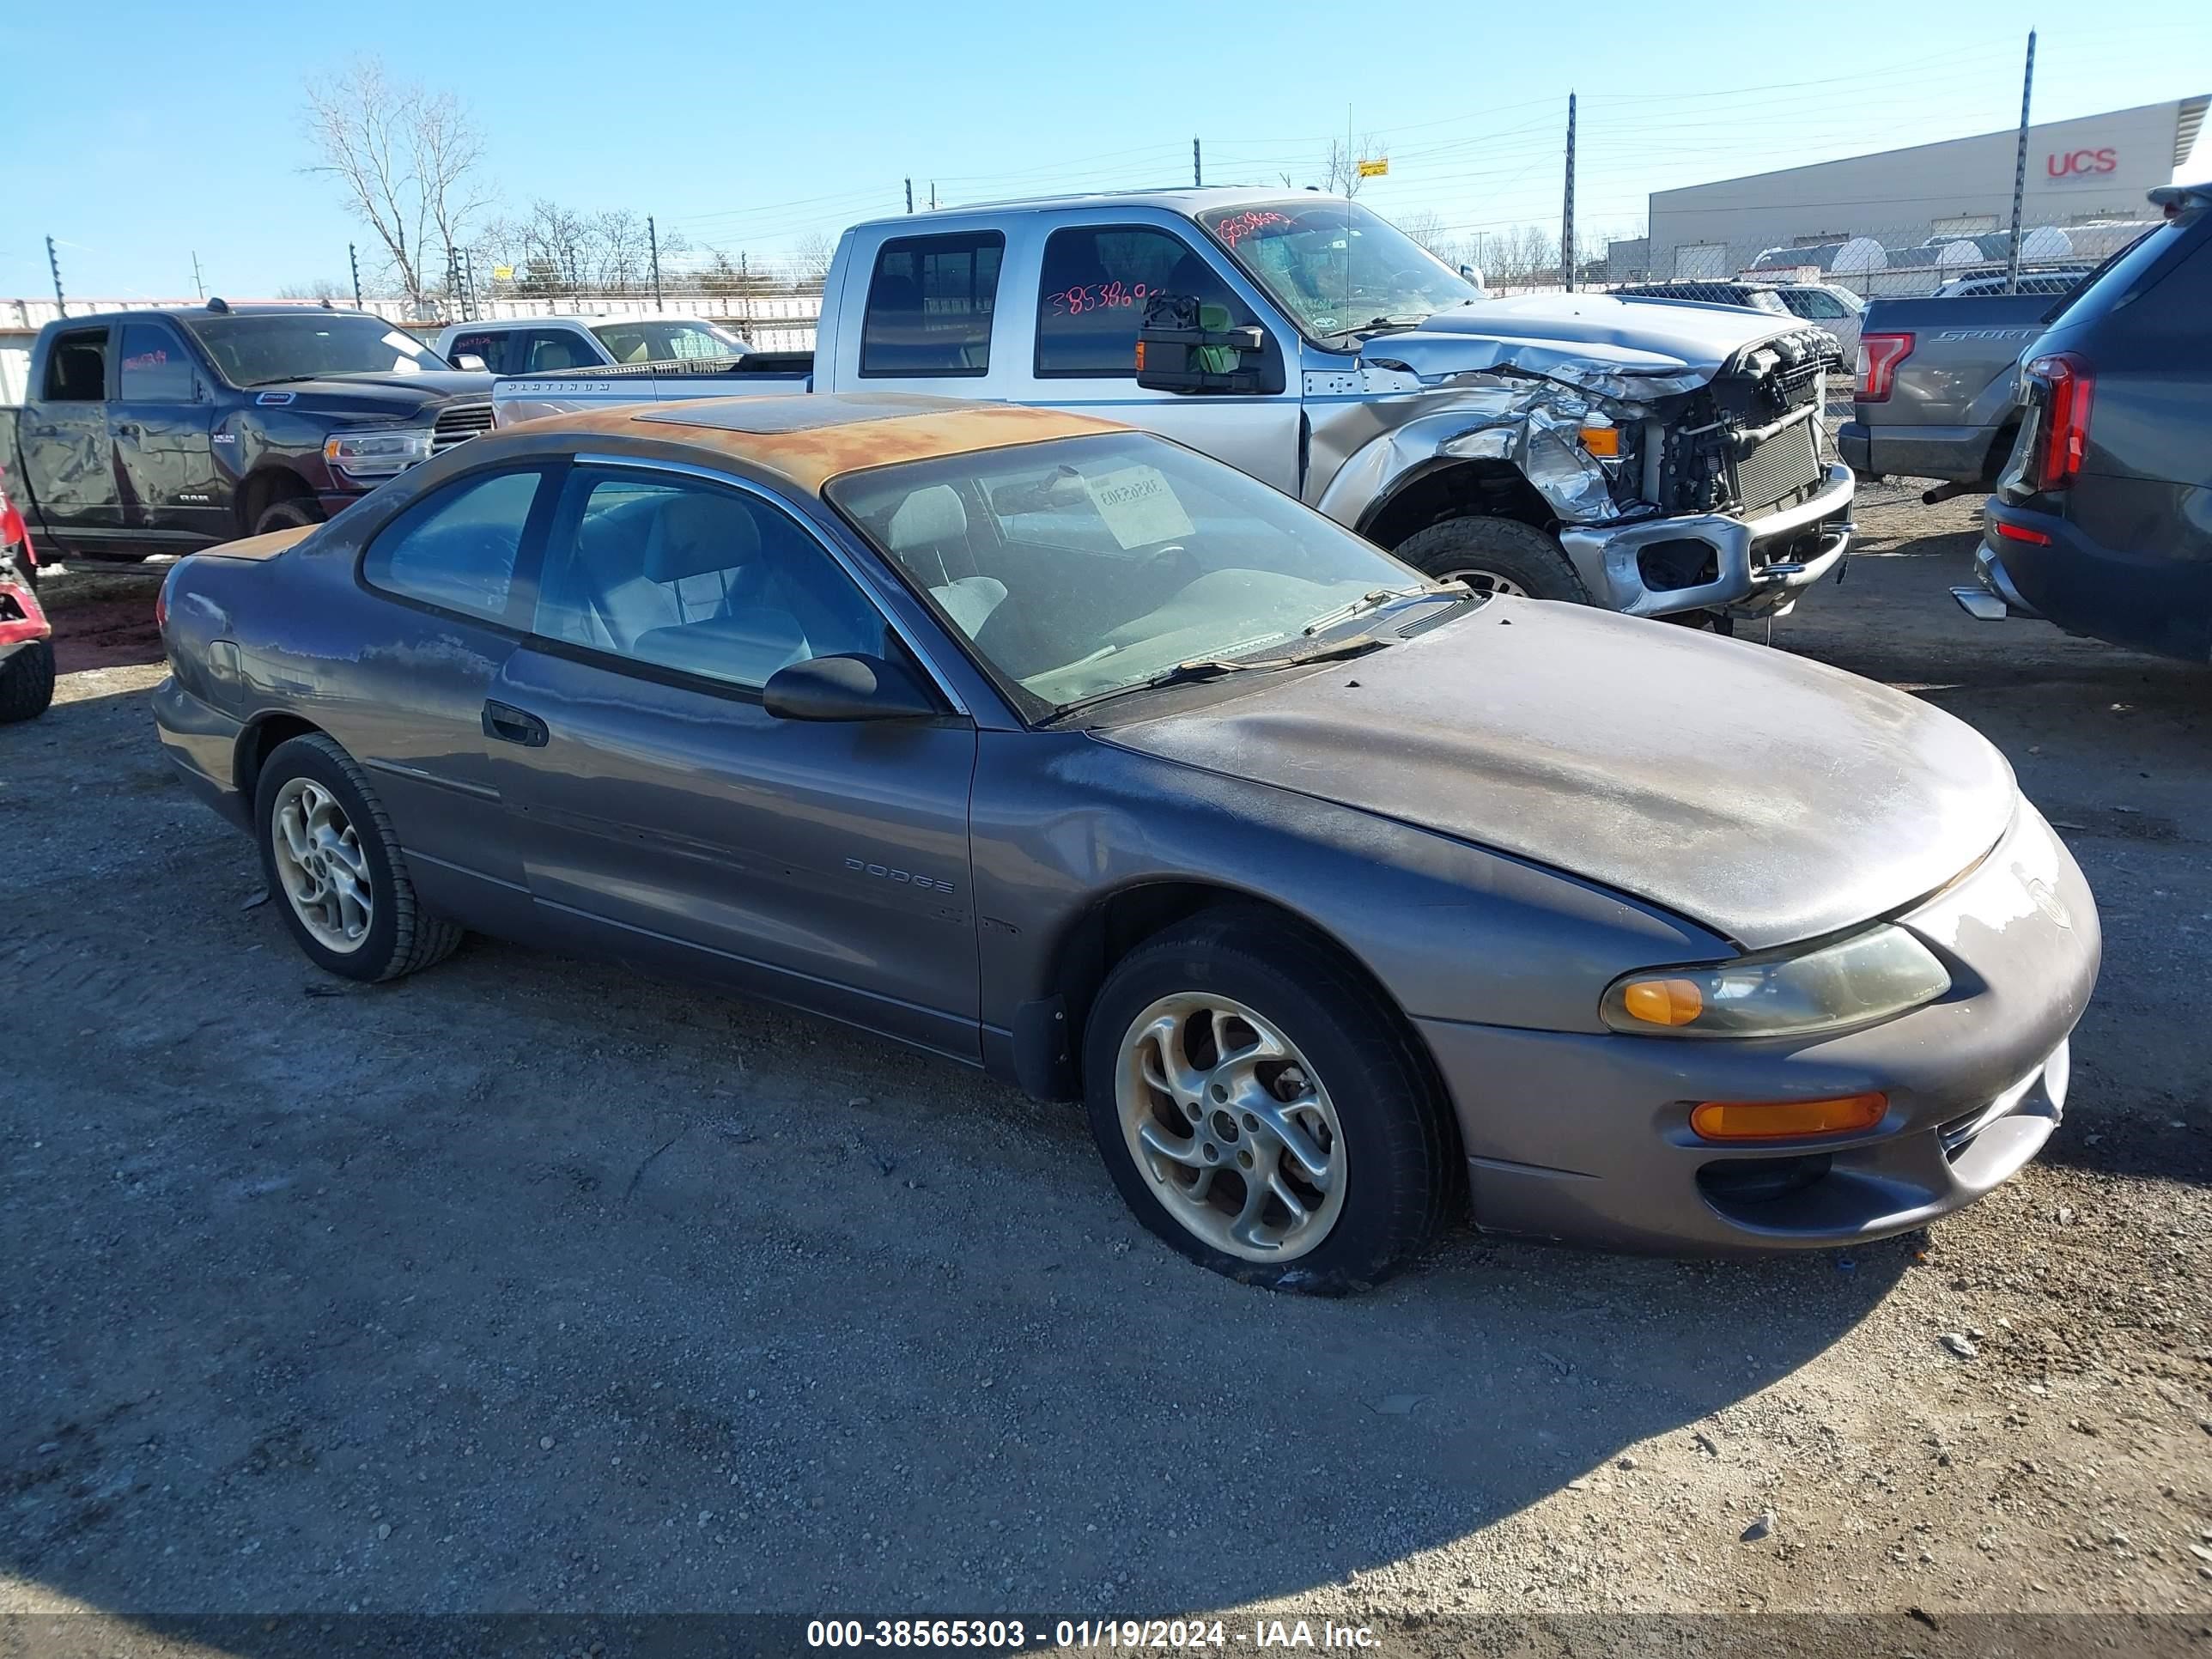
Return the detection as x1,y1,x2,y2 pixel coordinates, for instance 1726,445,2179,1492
495,189,1855,623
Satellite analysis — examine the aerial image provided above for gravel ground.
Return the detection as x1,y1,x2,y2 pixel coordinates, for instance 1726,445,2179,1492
3,500,2209,1654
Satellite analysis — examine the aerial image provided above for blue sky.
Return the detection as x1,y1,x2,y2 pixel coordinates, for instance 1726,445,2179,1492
5,0,2207,301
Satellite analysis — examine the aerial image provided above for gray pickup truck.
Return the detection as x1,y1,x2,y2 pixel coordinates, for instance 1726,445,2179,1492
496,189,1855,627
1835,294,2053,489
1837,231,2154,489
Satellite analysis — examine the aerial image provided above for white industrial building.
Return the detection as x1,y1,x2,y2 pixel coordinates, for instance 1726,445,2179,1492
1640,96,2207,288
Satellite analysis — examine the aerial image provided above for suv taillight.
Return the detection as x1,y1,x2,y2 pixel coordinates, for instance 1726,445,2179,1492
1856,332,1914,401
2025,351,2094,490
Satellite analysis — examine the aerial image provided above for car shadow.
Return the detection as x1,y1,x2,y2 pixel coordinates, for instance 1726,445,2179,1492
0,896,1912,1625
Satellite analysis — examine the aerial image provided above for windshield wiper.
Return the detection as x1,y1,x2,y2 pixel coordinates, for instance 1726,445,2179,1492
1050,633,1388,720
1299,584,1457,636
1323,314,1431,342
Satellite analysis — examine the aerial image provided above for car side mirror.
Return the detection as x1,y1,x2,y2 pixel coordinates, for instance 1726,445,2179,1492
763,653,942,722
453,353,488,372
1135,294,1276,394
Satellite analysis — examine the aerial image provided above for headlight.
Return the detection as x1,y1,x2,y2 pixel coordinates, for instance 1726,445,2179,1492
1601,924,1950,1040
323,428,432,478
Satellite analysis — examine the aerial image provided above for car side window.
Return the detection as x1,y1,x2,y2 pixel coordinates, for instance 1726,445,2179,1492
362,468,544,624
43,327,109,400
1034,226,1253,378
118,324,195,402
532,470,892,693
447,331,512,374
520,330,601,373
860,233,1004,377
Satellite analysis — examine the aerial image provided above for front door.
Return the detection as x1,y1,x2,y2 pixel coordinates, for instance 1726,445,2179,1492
21,325,121,545
1026,222,1304,495
112,319,223,547
485,460,981,1059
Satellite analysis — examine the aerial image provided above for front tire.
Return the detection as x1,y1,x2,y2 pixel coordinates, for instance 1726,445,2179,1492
1082,910,1455,1293
252,733,462,981
252,498,324,537
1396,515,1589,603
0,640,56,723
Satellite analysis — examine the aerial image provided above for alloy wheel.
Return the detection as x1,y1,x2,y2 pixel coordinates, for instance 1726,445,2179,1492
270,778,373,953
1115,994,1346,1261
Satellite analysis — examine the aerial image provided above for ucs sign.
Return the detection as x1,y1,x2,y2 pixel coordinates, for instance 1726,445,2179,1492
2048,149,2118,178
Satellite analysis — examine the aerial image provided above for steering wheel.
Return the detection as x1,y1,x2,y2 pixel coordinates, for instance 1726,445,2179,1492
1144,543,1202,587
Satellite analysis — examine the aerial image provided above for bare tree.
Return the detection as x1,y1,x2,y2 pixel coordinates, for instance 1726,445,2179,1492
1396,209,1451,259
302,58,489,315
792,231,837,294
276,279,343,303
1322,135,1388,198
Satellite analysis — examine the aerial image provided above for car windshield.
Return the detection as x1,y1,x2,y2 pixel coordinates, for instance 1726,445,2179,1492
1195,200,1479,341
827,432,1434,719
183,313,447,386
589,319,750,363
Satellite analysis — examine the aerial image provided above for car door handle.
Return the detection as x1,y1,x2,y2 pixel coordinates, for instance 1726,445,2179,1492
482,700,549,747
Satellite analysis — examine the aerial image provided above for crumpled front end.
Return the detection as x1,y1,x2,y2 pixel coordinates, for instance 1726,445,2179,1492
1312,313,1852,618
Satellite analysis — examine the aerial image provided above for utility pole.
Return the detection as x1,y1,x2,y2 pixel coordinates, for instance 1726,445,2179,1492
46,236,65,317
2004,30,2037,295
648,215,664,308
462,251,478,321
191,251,205,300
349,242,363,310
929,181,938,211
1193,137,1202,188
1560,92,1577,293
905,177,914,214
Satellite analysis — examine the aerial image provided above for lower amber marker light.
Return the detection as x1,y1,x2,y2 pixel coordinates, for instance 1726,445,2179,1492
1690,1093,1887,1142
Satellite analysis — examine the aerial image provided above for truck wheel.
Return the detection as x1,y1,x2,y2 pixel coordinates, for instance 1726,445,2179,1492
0,640,57,723
1082,909,1456,1294
1395,516,1589,603
253,499,324,537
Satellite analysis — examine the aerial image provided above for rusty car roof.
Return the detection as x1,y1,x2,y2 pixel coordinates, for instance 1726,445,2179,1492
498,394,1126,493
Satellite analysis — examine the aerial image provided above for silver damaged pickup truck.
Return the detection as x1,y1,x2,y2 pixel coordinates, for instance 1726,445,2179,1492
495,190,1855,624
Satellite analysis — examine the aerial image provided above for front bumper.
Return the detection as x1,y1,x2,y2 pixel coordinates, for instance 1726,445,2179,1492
1559,463,1855,621
1418,803,2099,1253
0,578,50,666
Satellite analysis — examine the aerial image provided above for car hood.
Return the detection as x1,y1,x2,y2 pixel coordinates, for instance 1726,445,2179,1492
245,370,495,415
1097,600,2016,951
1363,294,1829,399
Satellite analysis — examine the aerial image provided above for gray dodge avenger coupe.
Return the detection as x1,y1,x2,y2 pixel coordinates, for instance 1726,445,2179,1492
152,393,2100,1291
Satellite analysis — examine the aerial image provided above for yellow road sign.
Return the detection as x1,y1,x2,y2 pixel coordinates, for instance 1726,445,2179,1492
1357,158,1389,178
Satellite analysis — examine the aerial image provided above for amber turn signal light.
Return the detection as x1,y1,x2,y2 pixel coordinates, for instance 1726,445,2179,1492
1690,1093,1887,1142
1621,977,1703,1026
1579,423,1621,458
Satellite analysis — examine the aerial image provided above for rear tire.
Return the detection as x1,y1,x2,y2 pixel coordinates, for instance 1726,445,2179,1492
0,640,56,723
1081,909,1455,1294
252,733,463,982
253,498,324,537
1395,515,1588,603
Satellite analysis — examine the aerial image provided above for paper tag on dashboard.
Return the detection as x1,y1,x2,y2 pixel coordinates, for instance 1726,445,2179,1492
1084,465,1195,550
